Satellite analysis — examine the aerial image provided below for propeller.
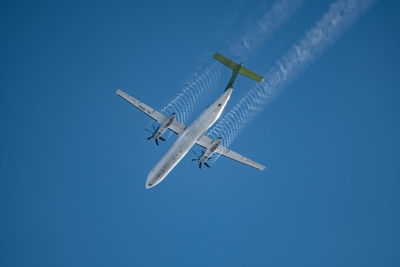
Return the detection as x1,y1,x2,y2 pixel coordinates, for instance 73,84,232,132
191,150,211,169
145,125,165,146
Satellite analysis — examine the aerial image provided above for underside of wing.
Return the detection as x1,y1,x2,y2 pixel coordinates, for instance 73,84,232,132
116,89,186,135
196,135,266,171
214,145,266,170
116,89,166,122
168,120,187,135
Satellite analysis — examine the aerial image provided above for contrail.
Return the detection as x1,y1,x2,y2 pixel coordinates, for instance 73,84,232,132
147,61,221,134
208,0,376,151
160,62,221,124
230,0,305,60
154,0,305,129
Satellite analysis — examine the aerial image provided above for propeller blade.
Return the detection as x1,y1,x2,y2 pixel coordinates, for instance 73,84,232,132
204,162,210,168
155,139,159,146
199,162,202,169
147,136,153,140
191,159,197,161
159,137,166,141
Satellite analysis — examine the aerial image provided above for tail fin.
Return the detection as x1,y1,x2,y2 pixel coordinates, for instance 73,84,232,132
213,53,264,89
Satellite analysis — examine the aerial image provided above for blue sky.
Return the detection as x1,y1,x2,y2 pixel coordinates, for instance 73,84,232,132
1,0,399,266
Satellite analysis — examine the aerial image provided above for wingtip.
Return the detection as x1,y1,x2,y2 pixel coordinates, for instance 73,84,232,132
258,164,266,171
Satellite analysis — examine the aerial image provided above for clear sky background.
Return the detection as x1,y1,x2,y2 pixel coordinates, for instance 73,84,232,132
1,0,399,266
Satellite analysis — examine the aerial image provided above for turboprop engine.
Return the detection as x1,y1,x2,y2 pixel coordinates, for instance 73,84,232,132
146,113,176,145
192,137,222,169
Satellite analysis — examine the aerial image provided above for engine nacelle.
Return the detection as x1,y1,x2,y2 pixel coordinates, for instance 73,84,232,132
153,113,175,140
199,137,221,163
147,113,176,145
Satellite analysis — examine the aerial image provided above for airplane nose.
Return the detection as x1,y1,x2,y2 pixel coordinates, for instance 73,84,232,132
146,170,156,189
145,177,153,189
145,158,171,189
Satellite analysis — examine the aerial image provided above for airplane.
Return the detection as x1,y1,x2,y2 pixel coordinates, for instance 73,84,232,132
117,53,266,189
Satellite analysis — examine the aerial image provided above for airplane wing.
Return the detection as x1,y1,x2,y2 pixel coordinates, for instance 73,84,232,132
116,89,186,135
117,89,265,170
196,135,266,171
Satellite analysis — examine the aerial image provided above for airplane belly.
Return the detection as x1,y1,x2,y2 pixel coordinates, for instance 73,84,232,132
146,135,196,188
146,88,233,188
145,115,220,188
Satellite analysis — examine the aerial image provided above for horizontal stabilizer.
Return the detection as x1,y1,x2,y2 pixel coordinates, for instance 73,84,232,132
213,53,239,70
239,66,264,82
213,53,264,88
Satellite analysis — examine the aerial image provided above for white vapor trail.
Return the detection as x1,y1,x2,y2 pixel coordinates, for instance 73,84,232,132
230,0,305,60
160,62,221,124
208,0,376,150
155,0,305,128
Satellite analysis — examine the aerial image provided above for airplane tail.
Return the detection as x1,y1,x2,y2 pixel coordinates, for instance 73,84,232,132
213,53,264,90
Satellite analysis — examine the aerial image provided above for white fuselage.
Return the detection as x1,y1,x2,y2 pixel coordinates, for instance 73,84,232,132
146,88,233,188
